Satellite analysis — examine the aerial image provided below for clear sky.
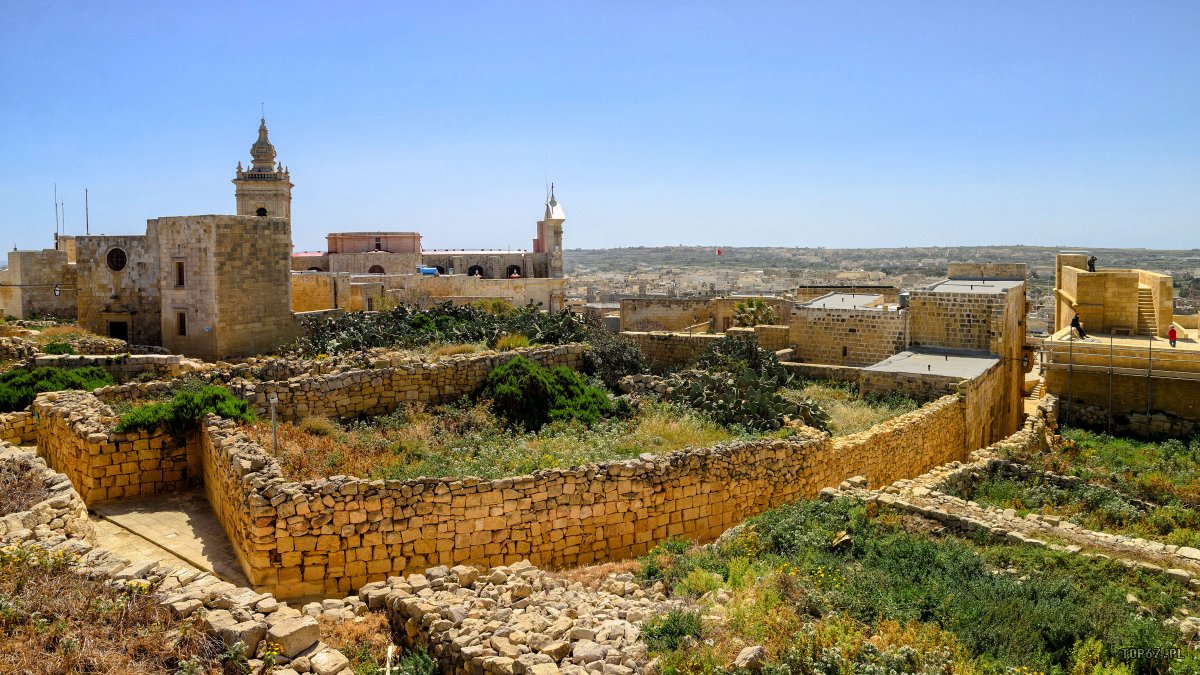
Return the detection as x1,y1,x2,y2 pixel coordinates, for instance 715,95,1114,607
1,1,1197,253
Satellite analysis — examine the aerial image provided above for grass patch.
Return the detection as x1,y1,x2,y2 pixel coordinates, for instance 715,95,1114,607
0,544,225,674
639,498,1197,674
951,468,1200,549
781,380,919,436
251,399,737,482
0,366,114,413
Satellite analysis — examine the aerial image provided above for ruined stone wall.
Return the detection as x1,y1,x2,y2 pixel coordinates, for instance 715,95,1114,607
0,411,37,445
75,232,162,345
229,344,588,421
788,307,907,367
0,446,93,545
201,390,973,599
27,353,199,381
32,391,198,504
619,332,724,371
290,273,336,313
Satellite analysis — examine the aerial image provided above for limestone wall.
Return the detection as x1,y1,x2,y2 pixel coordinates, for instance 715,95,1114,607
619,332,723,371
0,411,37,445
228,344,589,421
0,446,93,545
788,307,907,367
290,273,336,313
75,232,162,345
619,298,712,332
27,352,200,381
946,263,1027,280
32,391,198,504
794,285,899,303
0,248,78,320
201,390,974,599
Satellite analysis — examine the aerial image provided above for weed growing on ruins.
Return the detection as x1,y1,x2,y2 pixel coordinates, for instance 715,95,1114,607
493,332,531,350
115,384,256,438
581,312,649,391
481,355,612,430
250,399,736,482
318,612,395,674
782,380,919,436
638,498,1196,673
0,543,225,674
0,365,114,412
1002,428,1200,509
40,342,75,355
0,459,50,515
952,468,1200,548
294,302,586,356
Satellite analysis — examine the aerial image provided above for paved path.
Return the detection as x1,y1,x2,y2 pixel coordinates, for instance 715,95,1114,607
91,487,250,587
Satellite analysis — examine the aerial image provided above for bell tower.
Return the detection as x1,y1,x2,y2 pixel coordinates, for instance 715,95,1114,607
232,117,293,219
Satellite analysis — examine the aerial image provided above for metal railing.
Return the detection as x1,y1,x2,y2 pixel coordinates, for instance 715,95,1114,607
1042,333,1199,430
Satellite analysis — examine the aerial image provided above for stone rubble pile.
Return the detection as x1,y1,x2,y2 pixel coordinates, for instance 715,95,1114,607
384,560,673,675
0,336,38,361
0,447,92,545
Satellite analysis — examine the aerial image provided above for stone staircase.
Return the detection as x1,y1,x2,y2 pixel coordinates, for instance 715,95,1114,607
1029,378,1045,399
1137,286,1157,335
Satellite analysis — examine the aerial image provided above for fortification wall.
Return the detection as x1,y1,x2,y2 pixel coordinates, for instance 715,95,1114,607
788,307,906,367
946,263,1027,280
619,298,712,332
290,273,336,313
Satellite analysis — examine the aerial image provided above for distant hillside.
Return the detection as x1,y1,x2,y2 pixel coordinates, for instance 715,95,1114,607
564,245,1199,275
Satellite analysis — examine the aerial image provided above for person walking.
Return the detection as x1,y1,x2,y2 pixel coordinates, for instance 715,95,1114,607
1168,326,1178,347
1071,313,1088,339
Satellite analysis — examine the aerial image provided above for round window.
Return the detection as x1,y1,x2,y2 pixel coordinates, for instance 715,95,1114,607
106,248,128,272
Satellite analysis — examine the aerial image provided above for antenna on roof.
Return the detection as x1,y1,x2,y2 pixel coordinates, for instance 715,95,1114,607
53,183,59,238
85,188,89,235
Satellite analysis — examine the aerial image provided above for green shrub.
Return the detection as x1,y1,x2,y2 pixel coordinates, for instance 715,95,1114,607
41,342,76,355
0,366,114,412
691,332,789,385
643,610,702,652
581,313,649,390
666,369,829,433
480,356,611,431
115,385,256,437
732,298,778,327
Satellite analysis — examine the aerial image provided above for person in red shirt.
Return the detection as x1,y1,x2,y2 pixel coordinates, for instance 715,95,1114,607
1168,326,1178,348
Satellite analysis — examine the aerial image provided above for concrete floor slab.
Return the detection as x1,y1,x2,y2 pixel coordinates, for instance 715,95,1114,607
91,487,249,587
864,348,999,379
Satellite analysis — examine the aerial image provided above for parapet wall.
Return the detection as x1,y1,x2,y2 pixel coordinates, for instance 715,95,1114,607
0,411,37,445
789,306,907,367
619,331,723,371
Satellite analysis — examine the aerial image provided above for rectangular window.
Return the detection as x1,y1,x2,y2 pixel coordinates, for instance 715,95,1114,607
175,260,186,287
177,311,187,337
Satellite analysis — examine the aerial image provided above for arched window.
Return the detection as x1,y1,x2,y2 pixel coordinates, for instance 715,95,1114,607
434,266,446,274
307,266,323,272
506,265,522,278
106,248,128,272
467,265,485,278
256,207,268,217
368,265,385,274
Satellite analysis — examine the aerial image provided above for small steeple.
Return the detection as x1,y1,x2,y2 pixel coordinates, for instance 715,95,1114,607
544,183,565,222
249,117,278,171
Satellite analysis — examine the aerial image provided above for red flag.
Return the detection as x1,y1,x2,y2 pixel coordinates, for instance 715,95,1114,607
716,248,721,256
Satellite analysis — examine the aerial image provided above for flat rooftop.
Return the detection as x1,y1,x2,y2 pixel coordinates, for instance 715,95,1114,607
926,278,1024,294
1046,327,1200,354
864,348,999,379
799,292,885,309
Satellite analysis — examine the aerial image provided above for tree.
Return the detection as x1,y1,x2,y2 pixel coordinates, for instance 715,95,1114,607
732,299,778,327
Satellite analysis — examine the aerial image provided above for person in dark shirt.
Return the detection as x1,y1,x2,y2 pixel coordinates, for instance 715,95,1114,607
1071,313,1088,339
1087,256,1097,272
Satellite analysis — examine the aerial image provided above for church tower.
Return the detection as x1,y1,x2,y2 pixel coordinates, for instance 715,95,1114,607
232,117,293,219
542,183,564,276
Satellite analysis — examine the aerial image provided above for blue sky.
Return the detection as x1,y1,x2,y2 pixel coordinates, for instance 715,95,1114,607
1,1,1197,253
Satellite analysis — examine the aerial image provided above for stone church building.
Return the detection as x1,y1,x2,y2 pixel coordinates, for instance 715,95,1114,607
1,117,566,358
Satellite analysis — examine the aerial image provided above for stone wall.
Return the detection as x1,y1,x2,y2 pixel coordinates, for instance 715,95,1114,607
788,306,907,367
0,446,93,545
32,391,198,504
619,332,723,371
619,298,712,332
199,390,974,600
0,411,37,445
0,248,78,320
229,344,588,421
946,263,1027,280
794,285,899,303
75,232,162,345
27,352,202,381
290,273,336,313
